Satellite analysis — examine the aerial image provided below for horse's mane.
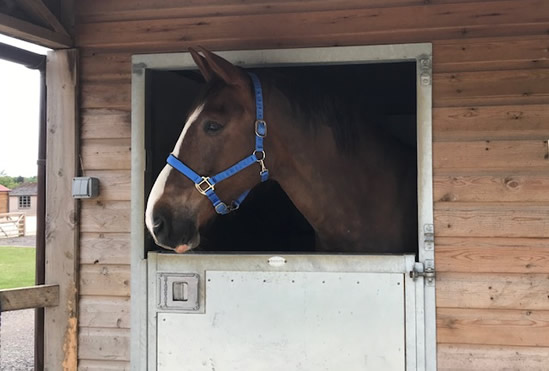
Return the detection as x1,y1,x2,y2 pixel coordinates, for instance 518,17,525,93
260,66,378,154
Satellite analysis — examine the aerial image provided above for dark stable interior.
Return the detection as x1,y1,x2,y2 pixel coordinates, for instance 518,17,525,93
145,62,417,254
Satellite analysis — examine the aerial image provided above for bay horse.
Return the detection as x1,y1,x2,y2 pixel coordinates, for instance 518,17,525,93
145,47,417,254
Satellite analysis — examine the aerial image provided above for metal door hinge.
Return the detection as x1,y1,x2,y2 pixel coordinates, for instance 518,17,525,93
423,224,434,251
410,260,435,286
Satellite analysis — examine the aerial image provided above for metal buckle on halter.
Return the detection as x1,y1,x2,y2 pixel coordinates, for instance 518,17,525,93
255,120,267,137
195,177,214,195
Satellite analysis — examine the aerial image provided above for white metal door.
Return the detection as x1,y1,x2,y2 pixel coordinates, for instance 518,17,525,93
148,254,420,371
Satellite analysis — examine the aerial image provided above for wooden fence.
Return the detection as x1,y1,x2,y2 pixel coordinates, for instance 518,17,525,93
0,212,25,238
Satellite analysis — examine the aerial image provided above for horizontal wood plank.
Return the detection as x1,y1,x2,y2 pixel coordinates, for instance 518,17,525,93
433,104,549,141
80,264,130,297
434,203,549,238
79,296,130,329
75,1,549,51
434,68,549,107
78,328,130,361
80,233,131,265
436,237,549,273
434,35,549,73
81,82,130,109
437,272,549,310
438,343,549,371
434,174,549,202
81,139,131,171
81,109,131,139
0,12,72,48
437,308,549,347
0,285,59,312
433,140,549,172
83,171,131,201
80,54,132,82
79,360,130,371
80,201,131,233
76,0,483,23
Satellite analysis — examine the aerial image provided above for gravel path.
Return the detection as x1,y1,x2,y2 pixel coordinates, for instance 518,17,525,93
0,310,34,371
0,237,36,370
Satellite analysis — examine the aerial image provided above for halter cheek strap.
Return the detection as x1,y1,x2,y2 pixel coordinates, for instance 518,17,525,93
166,72,269,215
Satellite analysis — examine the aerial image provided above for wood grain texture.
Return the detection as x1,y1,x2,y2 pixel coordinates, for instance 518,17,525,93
437,272,549,310
75,0,484,23
433,140,549,172
80,201,131,233
78,360,130,371
434,68,549,107
434,174,549,202
80,53,132,82
79,296,130,329
81,81,130,109
80,233,131,265
75,0,549,52
81,139,131,171
437,308,549,347
434,35,549,73
78,328,130,361
81,109,131,139
0,12,72,48
83,171,131,201
0,285,59,312
436,237,549,273
433,104,549,141
80,264,131,297
45,49,79,371
434,203,549,238
438,344,549,371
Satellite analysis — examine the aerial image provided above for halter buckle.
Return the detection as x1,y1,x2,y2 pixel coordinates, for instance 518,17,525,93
255,120,267,138
195,177,214,195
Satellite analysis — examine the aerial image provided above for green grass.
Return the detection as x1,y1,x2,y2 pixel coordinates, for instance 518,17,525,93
0,246,35,289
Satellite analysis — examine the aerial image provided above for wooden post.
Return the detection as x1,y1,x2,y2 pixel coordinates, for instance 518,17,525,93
44,49,79,371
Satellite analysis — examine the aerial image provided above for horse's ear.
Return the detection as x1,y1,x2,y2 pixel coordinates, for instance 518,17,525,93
189,47,214,82
197,46,248,87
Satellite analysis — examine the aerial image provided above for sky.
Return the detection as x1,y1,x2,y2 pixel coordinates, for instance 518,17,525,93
0,35,50,177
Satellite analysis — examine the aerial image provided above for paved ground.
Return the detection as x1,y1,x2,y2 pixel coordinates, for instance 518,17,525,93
0,236,36,370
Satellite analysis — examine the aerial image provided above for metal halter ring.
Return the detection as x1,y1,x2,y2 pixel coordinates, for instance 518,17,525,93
255,120,267,138
195,176,214,195
254,150,266,162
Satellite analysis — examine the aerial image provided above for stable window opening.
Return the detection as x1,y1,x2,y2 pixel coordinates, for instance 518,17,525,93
145,60,417,255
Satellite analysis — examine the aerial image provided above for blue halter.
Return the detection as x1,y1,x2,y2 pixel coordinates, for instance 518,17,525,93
166,72,269,215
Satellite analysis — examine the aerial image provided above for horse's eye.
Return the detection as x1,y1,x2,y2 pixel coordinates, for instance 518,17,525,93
204,120,223,134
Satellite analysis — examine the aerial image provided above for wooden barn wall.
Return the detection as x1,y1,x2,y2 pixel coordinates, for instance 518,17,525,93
73,0,549,369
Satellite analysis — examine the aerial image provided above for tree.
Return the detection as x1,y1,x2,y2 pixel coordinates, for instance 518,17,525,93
0,175,19,189
0,170,36,189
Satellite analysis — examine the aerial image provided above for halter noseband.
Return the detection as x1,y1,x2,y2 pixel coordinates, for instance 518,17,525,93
166,73,269,215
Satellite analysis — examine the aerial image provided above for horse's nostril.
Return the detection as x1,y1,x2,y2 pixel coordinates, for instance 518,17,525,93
153,216,164,235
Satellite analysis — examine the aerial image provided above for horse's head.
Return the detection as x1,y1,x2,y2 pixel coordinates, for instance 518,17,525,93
145,48,265,253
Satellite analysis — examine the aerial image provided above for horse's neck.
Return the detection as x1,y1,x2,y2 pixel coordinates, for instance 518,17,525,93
266,87,415,252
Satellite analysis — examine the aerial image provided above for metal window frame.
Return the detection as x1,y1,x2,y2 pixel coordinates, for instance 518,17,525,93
131,43,434,371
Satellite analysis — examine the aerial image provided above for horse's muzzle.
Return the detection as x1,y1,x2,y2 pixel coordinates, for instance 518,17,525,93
149,206,199,251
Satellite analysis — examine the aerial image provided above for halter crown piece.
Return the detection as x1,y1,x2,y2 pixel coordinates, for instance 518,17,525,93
166,72,269,215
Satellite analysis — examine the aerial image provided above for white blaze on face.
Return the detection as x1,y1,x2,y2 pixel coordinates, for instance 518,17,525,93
145,104,205,237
